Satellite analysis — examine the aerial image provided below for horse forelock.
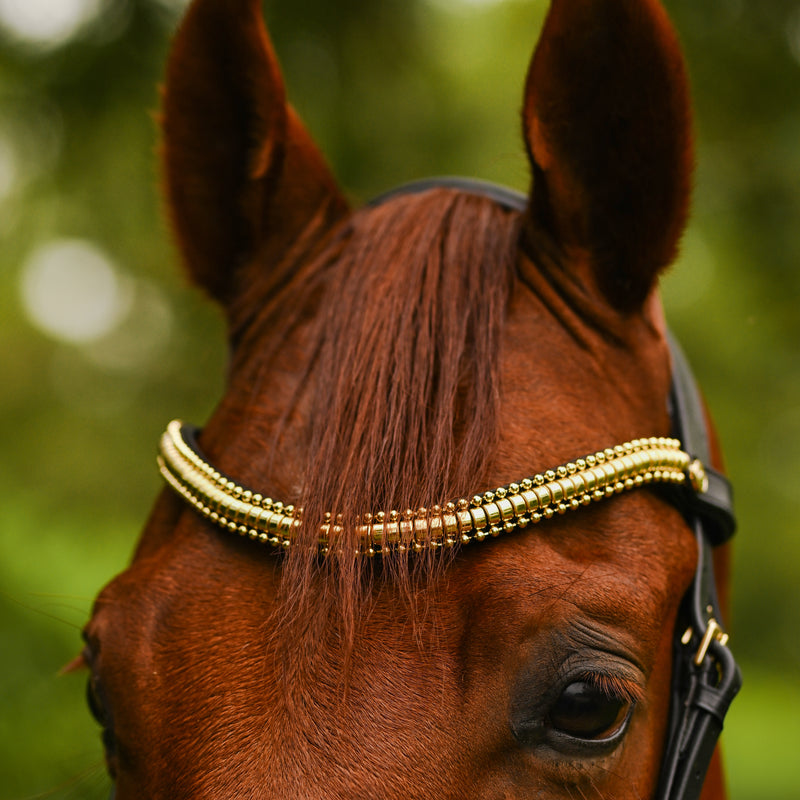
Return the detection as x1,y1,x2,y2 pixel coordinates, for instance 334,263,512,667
231,189,520,660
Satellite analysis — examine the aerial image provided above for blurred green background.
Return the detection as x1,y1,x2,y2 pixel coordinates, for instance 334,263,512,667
1,0,798,797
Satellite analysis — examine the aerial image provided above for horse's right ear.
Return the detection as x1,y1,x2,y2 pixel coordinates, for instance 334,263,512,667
161,0,348,312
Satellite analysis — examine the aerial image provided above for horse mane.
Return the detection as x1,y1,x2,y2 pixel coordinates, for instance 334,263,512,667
238,188,520,654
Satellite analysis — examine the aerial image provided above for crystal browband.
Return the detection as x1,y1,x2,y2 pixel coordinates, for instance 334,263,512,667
157,420,706,555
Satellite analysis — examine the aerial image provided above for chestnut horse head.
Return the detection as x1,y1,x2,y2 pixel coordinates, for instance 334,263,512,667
83,0,740,797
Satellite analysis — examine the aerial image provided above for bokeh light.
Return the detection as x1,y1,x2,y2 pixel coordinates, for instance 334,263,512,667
19,238,133,344
0,0,103,48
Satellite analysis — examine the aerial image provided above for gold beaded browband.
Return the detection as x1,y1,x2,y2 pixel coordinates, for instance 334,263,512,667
157,419,709,555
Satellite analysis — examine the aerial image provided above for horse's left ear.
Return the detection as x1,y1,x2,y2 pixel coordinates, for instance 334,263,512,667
522,0,693,311
161,0,348,312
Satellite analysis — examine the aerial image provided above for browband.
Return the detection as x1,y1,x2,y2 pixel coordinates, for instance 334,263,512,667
159,424,701,554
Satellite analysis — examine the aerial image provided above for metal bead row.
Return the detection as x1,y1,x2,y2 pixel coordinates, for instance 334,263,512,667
351,438,689,555
158,422,693,556
159,421,300,549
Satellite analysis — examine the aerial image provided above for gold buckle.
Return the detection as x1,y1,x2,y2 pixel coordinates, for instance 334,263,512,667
688,459,709,494
682,617,730,666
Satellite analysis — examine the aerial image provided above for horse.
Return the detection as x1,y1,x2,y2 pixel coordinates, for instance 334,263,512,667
81,0,740,797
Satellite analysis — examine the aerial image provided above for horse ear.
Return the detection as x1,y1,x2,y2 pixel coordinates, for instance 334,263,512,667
161,0,348,309
522,0,693,310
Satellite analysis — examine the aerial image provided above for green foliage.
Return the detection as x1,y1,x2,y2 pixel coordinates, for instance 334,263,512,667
1,0,796,797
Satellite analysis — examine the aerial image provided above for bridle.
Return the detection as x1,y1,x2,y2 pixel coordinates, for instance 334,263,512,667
156,178,741,800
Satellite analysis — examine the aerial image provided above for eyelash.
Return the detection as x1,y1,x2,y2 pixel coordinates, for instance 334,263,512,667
573,670,644,707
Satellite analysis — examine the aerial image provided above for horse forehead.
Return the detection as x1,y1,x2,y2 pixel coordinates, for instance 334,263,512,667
498,273,669,413
450,493,694,620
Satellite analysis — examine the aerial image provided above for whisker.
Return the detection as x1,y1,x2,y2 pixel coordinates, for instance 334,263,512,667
11,759,110,800
1,590,89,631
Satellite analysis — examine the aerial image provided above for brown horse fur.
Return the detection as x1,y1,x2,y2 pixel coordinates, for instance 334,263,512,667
84,0,733,797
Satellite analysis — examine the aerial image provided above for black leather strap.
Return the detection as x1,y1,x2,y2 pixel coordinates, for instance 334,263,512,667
657,337,742,800
667,333,736,545
369,176,527,213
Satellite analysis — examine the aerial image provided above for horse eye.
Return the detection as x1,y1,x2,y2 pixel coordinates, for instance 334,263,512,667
86,675,107,726
547,680,631,740
86,673,118,777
